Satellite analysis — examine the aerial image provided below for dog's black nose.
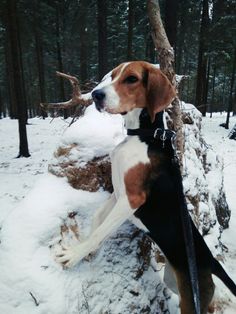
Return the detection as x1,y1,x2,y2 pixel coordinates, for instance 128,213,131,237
92,89,106,111
92,90,105,102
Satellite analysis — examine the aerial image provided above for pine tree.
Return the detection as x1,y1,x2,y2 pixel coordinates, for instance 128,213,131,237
5,0,30,157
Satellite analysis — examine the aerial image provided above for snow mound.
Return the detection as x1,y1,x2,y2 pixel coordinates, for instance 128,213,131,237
0,106,178,314
181,103,230,257
60,105,124,164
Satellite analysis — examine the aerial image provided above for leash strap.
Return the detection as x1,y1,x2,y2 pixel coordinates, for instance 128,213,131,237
180,199,201,314
127,126,201,314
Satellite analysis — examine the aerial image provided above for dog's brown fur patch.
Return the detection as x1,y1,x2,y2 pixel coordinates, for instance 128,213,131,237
124,162,151,209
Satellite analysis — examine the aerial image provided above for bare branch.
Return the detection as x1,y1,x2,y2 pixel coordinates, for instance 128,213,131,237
29,292,39,307
40,72,93,111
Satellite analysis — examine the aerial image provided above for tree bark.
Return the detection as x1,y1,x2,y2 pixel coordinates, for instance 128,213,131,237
97,0,108,80
147,0,184,164
6,0,30,157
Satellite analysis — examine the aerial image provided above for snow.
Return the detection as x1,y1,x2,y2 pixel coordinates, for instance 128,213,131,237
0,108,177,314
0,109,236,313
0,117,69,224
202,113,236,313
182,103,226,243
61,105,124,164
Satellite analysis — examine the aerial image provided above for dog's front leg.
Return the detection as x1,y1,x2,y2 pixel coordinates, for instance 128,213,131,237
90,192,117,232
55,195,135,268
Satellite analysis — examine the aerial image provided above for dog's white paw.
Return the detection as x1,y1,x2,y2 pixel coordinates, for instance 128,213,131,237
55,242,90,268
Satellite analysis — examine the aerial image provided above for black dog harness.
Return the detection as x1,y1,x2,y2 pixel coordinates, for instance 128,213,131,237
127,111,201,314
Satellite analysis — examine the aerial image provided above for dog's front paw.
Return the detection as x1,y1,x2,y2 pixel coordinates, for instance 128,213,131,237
55,242,89,268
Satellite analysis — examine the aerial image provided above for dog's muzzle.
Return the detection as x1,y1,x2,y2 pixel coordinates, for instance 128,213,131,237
92,89,105,111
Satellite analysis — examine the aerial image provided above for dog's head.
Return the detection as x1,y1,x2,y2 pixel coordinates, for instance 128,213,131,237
92,61,176,122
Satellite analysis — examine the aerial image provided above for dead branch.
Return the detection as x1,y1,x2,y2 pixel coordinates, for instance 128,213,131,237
40,72,93,110
29,292,39,306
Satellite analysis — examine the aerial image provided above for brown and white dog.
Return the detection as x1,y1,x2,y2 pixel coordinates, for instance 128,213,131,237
56,61,236,314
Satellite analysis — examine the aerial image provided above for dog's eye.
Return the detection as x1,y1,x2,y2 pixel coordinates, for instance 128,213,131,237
124,76,138,84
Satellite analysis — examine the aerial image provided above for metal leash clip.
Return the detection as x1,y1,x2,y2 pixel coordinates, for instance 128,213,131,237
160,130,167,148
153,128,162,139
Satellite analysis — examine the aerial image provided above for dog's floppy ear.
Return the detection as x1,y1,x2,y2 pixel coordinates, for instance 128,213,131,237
146,66,176,122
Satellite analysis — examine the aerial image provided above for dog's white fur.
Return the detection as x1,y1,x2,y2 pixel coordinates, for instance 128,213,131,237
55,106,149,267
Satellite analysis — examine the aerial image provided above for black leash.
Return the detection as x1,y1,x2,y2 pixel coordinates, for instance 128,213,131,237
179,197,201,314
127,126,201,314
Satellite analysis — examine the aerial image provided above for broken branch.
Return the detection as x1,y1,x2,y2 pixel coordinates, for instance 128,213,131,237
40,72,93,110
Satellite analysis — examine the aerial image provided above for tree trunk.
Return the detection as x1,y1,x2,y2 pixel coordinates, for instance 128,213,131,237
97,0,108,80
56,4,67,119
147,0,184,165
225,48,236,129
6,0,30,157
18,24,28,124
164,0,178,64
79,0,88,84
145,33,156,62
5,19,18,119
127,0,134,61
221,69,227,112
33,0,47,119
175,0,186,74
0,88,2,119
195,0,210,116
210,64,216,118
204,57,211,111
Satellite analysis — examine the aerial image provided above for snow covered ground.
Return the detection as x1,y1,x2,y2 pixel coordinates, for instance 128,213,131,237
202,113,236,314
0,117,71,225
0,111,236,313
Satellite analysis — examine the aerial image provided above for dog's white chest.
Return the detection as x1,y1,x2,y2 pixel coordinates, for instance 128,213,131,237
111,136,150,198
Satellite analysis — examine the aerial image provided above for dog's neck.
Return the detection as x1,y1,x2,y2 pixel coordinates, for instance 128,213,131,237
124,108,164,131
123,108,142,130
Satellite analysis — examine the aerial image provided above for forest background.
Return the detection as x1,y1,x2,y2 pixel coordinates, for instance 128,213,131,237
0,0,235,122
